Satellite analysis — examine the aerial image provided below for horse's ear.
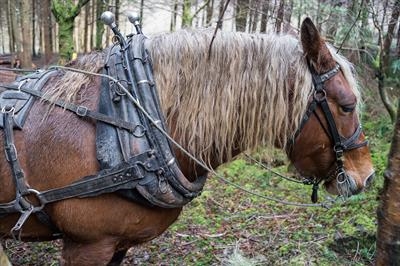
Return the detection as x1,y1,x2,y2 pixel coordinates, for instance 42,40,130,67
300,17,335,72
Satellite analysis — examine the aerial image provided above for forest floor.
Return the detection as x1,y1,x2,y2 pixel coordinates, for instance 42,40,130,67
1,62,393,265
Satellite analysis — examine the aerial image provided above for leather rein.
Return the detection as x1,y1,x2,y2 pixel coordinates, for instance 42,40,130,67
291,63,368,203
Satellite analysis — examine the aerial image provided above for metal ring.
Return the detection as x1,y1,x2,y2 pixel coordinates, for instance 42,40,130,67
17,79,29,91
2,106,15,114
112,35,121,44
336,171,347,184
132,124,146,137
25,189,45,211
313,90,326,102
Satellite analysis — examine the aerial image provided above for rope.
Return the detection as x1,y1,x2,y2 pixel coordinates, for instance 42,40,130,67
243,153,307,184
46,65,335,208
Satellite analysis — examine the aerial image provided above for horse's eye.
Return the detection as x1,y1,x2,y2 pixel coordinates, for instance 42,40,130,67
341,105,355,113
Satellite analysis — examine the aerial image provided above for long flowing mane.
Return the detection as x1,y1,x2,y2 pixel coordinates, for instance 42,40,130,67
44,29,360,164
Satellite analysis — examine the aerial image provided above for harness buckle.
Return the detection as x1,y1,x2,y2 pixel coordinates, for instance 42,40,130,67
1,106,15,115
11,205,34,240
336,170,347,184
75,106,88,117
5,144,17,162
313,90,326,102
333,145,344,159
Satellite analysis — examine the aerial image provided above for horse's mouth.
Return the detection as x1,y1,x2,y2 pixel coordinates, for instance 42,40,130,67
323,170,375,197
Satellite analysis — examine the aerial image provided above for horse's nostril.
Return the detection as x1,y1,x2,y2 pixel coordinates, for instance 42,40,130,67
364,172,375,188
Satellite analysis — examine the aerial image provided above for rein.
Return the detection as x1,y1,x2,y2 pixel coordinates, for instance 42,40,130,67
291,63,368,203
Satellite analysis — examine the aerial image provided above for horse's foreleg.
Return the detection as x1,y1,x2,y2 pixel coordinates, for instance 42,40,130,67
107,249,128,266
61,237,118,266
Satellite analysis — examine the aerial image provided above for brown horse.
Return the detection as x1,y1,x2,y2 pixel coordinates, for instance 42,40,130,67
0,18,373,265
0,70,17,85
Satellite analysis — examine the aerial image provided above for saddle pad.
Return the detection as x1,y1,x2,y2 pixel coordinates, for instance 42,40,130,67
0,70,56,129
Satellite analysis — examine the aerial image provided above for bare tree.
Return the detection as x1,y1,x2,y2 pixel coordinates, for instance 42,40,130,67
94,0,105,50
206,0,214,25
9,0,22,63
249,0,261,32
260,0,270,33
181,0,211,28
275,0,284,33
42,0,53,64
236,0,249,31
376,100,400,264
370,0,400,122
20,0,33,68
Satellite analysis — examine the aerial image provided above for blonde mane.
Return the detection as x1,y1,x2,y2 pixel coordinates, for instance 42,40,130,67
149,30,312,164
47,29,360,165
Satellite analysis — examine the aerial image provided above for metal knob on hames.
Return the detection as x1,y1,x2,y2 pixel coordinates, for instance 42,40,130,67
127,11,142,34
101,11,126,46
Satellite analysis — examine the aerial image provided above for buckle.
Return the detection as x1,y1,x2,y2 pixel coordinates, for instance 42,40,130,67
5,144,17,162
313,90,326,102
333,144,344,158
76,106,88,117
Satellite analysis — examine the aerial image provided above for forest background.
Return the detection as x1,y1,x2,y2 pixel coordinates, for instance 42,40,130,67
0,0,400,265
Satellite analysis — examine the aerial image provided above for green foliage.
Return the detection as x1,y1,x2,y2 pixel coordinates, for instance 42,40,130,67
391,59,400,74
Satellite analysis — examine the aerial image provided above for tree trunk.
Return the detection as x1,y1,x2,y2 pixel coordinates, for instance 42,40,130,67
360,1,369,61
376,100,400,265
297,0,302,29
91,1,95,49
51,0,89,63
182,0,192,28
379,0,400,123
260,0,269,33
378,73,397,122
250,0,261,32
283,0,293,33
382,0,400,75
32,0,36,57
275,0,284,33
380,0,389,46
20,0,33,68
10,0,22,62
95,0,105,50
217,0,226,29
139,0,144,25
0,0,5,53
397,21,400,58
170,0,178,31
43,0,52,64
84,2,89,53
206,0,214,25
7,0,13,53
236,0,249,32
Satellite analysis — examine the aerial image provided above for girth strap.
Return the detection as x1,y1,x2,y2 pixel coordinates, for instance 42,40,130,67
35,151,156,204
3,109,28,196
2,110,60,238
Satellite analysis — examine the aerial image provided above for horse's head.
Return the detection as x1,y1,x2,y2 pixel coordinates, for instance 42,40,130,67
288,18,374,198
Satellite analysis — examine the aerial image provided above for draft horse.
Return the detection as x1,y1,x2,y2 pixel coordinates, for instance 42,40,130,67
0,18,373,265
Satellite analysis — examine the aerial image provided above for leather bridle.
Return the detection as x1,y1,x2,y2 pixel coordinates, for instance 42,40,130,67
291,62,368,202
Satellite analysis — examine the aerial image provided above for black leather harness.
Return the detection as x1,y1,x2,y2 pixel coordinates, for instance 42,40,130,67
0,33,206,238
291,63,368,202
